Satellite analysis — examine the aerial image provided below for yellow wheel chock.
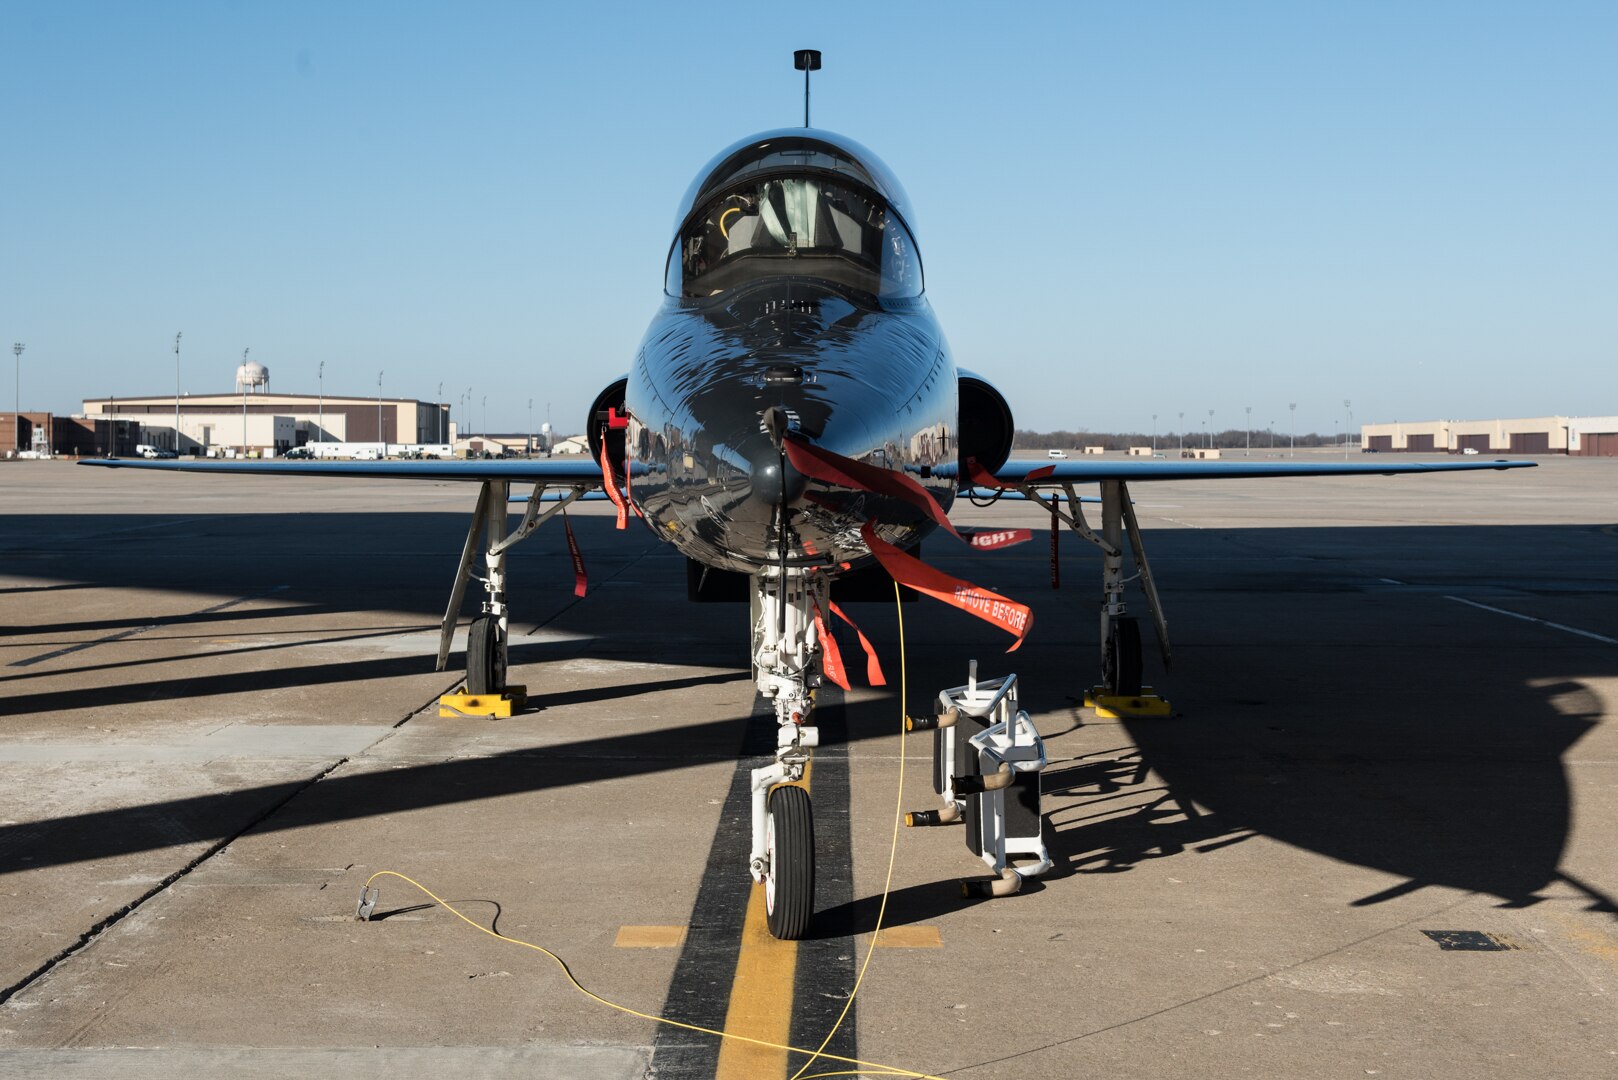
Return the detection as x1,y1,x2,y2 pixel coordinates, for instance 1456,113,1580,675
1083,686,1172,719
439,684,528,718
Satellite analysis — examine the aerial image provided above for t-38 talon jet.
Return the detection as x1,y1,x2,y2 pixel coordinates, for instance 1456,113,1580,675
85,93,1535,941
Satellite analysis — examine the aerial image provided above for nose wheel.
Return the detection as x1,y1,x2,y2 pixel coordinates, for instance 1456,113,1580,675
764,784,815,940
749,566,824,939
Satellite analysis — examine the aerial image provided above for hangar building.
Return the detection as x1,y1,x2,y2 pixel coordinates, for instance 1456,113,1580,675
82,361,453,456
1360,415,1618,455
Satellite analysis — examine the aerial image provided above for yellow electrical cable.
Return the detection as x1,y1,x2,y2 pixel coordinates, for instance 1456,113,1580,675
365,580,940,1080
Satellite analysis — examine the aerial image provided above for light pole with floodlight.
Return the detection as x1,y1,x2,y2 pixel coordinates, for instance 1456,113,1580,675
1151,413,1157,454
173,333,182,453
12,343,23,452
241,348,250,456
377,371,385,456
1289,402,1297,457
1245,405,1251,456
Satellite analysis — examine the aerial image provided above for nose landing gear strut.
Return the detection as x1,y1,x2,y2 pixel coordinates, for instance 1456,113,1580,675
748,566,825,940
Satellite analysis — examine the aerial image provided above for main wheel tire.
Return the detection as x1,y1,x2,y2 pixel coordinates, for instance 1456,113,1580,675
467,615,505,695
1105,616,1143,697
764,785,815,940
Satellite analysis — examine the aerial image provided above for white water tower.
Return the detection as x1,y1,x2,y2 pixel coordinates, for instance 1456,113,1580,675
235,360,270,393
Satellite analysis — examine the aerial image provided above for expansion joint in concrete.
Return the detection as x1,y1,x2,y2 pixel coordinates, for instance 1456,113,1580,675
0,682,456,1007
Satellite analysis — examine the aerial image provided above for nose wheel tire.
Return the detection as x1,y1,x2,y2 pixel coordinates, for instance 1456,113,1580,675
764,785,815,940
1104,615,1143,697
467,615,506,695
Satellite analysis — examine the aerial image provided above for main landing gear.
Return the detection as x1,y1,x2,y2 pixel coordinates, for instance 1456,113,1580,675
1018,478,1172,705
747,567,826,940
436,479,586,699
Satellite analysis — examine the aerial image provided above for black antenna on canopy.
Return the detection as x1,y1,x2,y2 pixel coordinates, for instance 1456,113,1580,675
794,49,821,128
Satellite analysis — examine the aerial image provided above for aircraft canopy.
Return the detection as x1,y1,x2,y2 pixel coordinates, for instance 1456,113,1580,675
667,129,923,301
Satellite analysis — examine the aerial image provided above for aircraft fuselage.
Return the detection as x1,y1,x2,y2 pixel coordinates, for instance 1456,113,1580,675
616,128,959,575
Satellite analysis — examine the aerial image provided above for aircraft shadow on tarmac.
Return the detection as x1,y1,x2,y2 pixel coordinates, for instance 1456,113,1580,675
2,513,1616,925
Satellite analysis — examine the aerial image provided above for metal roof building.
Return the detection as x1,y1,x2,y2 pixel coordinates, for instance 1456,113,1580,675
1361,415,1618,455
83,392,453,456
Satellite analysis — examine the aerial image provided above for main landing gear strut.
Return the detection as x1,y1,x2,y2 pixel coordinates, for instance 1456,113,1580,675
1016,478,1173,702
436,480,586,697
747,566,825,940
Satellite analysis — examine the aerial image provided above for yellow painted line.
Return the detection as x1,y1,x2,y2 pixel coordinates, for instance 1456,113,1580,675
614,925,687,948
875,925,942,948
714,765,811,1079
714,880,800,1077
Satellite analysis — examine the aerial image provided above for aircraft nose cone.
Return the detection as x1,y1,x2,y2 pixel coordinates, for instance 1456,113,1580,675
749,450,806,507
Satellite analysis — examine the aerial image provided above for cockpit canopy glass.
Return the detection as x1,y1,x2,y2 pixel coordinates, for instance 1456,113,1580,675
670,175,922,300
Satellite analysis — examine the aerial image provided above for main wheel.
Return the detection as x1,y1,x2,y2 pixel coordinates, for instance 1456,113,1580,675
1104,616,1143,697
467,615,506,695
764,785,814,940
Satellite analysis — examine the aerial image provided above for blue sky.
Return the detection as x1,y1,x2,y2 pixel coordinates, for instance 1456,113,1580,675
4,1,1614,437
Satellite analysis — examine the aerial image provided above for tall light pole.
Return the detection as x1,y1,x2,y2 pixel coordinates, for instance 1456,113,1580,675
528,398,534,455
1207,409,1215,449
1177,410,1184,455
1343,398,1352,457
1289,402,1297,457
482,394,487,438
318,361,325,445
1269,419,1275,450
1244,405,1252,456
173,333,182,453
438,382,445,444
241,347,250,457
12,343,23,452
1151,412,1157,454
377,370,385,455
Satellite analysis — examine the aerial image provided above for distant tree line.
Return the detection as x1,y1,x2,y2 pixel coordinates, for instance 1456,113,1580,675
1012,428,1348,452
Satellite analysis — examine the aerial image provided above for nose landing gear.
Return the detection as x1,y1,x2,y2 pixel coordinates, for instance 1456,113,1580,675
748,567,826,940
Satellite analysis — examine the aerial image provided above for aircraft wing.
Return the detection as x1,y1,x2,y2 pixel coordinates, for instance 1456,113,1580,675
78,457,626,484
936,457,1537,485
